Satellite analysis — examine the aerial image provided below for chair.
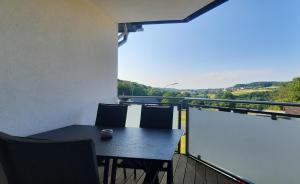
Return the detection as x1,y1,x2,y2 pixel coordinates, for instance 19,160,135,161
95,103,128,128
95,103,128,182
0,132,100,184
140,105,174,129
119,105,174,181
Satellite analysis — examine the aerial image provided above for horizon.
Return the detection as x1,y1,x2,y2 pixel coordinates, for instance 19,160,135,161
118,78,291,90
118,0,300,89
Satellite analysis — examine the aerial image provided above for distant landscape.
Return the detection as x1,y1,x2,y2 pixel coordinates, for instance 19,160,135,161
118,77,300,110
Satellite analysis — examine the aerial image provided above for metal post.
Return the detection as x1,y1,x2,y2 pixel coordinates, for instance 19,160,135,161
177,104,182,153
184,100,189,155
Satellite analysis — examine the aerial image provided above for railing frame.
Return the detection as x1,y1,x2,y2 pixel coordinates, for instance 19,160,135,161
120,95,300,107
119,95,300,184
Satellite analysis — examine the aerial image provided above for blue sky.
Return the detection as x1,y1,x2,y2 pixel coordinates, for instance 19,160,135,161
118,0,300,89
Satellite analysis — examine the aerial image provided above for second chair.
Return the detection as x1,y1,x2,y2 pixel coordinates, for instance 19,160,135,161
140,105,174,129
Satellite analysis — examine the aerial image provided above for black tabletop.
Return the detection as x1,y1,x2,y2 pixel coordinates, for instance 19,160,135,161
31,125,182,161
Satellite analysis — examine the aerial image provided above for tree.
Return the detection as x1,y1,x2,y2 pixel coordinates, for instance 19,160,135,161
118,80,149,96
177,91,191,97
118,80,132,95
147,88,163,96
212,90,236,108
274,77,300,103
161,91,181,104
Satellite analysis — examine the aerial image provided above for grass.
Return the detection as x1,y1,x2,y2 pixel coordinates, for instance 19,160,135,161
232,88,274,95
207,93,216,98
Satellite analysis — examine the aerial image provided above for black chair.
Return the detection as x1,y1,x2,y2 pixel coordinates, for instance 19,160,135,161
140,105,174,129
95,103,128,128
95,103,128,182
119,105,174,181
0,132,100,184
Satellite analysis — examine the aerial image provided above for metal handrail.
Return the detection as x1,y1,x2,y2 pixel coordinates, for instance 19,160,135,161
119,95,185,100
189,104,300,119
186,97,300,107
119,95,300,107
119,96,300,119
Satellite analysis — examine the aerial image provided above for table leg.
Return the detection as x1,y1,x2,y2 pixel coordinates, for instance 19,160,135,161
167,161,173,184
111,158,117,184
103,159,109,184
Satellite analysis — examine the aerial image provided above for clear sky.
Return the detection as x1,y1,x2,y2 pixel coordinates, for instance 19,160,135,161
118,0,300,89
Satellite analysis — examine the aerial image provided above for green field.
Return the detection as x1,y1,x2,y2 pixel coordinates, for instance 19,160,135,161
207,93,216,98
232,88,274,95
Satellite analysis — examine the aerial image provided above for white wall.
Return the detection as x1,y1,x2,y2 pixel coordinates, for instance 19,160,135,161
0,0,118,136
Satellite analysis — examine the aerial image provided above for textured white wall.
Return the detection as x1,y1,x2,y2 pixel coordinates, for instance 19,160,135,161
0,0,118,136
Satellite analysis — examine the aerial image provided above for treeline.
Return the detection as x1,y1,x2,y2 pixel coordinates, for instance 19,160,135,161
118,77,300,110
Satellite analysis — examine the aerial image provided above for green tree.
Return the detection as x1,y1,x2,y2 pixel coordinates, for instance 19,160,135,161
147,88,163,96
161,91,181,104
177,91,191,97
118,80,132,95
118,80,150,96
274,77,300,103
211,90,236,108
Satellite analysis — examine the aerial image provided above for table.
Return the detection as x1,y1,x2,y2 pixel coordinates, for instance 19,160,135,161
31,125,182,184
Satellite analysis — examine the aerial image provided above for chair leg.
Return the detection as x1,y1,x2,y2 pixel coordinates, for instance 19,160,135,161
111,159,117,184
103,159,110,184
123,168,127,178
167,161,173,184
134,169,137,178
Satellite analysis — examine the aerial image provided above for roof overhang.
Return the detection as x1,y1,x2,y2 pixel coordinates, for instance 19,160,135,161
90,0,228,32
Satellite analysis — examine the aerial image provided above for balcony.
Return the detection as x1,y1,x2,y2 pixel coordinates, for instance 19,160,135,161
119,96,300,184
1,1,298,183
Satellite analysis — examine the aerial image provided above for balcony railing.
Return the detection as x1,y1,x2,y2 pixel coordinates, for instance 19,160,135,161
119,95,300,184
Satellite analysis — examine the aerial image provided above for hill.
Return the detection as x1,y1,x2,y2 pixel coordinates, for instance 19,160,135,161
118,80,286,96
118,78,300,111
231,81,284,89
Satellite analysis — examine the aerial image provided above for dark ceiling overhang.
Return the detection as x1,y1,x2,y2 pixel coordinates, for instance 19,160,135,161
118,0,228,33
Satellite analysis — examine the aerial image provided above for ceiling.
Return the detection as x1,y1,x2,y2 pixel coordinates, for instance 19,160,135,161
91,0,226,23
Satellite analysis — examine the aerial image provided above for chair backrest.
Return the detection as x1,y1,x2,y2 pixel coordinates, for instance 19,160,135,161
0,132,100,184
140,105,174,129
95,103,128,128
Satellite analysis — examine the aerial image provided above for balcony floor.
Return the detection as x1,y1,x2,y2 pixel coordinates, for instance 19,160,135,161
99,154,238,184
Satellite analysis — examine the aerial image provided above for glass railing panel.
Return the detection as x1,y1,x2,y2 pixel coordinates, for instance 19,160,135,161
125,104,179,129
189,107,300,184
125,104,141,127
172,106,179,129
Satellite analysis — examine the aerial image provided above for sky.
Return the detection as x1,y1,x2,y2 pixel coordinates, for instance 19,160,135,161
118,0,300,89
